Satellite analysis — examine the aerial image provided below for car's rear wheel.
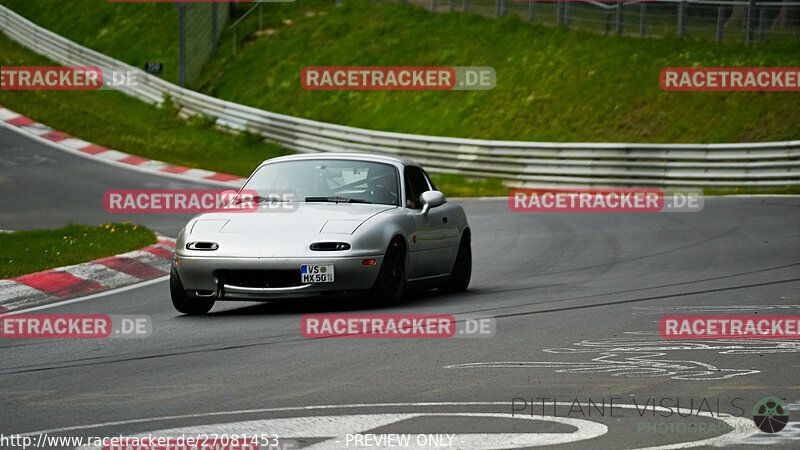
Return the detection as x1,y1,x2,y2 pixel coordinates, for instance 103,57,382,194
445,232,471,293
371,237,406,305
170,267,215,315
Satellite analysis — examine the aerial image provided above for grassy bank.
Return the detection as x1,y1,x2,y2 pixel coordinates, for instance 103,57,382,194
0,34,290,177
0,33,504,196
3,0,798,143
196,1,800,143
0,0,797,195
1,0,181,83
0,223,157,278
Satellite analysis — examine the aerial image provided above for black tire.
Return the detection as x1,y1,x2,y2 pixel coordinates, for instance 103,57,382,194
170,267,214,315
370,238,407,305
445,232,471,293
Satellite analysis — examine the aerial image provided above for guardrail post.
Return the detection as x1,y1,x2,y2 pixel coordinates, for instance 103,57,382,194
557,1,563,26
528,0,535,22
677,0,686,38
616,3,624,34
716,6,724,41
500,0,507,17
212,3,218,52
746,0,756,44
640,2,647,38
758,6,766,42
462,0,468,13
177,3,186,87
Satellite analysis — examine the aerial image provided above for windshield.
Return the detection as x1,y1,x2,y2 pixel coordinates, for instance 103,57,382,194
243,159,401,206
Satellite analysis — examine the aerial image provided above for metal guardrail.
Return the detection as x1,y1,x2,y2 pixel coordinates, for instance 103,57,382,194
1,4,798,188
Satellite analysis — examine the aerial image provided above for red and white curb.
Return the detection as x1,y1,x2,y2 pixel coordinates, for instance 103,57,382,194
0,235,176,313
0,104,246,188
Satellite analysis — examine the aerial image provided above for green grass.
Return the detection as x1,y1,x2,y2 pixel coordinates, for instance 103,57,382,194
431,174,510,197
0,33,504,198
4,0,798,143
703,185,800,196
0,34,290,177
0,0,797,196
193,0,800,143
0,223,157,278
0,0,182,84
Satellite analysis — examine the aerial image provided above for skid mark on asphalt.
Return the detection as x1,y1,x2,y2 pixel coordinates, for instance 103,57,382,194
446,357,758,381
450,262,800,320
634,305,800,313
522,221,746,280
444,333,800,380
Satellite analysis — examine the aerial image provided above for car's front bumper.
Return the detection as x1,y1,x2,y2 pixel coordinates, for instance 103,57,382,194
174,254,383,300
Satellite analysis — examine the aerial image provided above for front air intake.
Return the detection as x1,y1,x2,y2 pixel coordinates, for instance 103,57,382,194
310,242,351,251
186,241,219,251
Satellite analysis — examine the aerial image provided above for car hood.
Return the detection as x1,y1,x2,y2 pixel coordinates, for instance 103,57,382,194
181,203,395,257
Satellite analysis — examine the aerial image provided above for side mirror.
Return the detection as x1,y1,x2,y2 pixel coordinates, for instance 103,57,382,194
420,190,445,215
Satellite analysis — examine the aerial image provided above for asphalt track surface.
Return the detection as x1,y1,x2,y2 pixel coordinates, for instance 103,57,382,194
1,125,799,449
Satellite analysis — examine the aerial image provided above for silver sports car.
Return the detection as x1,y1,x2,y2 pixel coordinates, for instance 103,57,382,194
170,153,471,314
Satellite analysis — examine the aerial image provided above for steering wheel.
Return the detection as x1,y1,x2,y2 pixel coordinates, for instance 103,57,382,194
367,175,398,205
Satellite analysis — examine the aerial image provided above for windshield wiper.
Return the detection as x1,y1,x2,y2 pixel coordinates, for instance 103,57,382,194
305,196,372,204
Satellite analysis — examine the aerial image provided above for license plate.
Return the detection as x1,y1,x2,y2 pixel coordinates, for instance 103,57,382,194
301,264,334,283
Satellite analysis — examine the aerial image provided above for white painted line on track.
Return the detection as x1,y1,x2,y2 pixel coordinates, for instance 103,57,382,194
75,412,607,450
94,150,130,161
0,108,21,121
13,402,758,450
59,138,93,150
1,276,168,315
0,280,53,305
61,262,142,287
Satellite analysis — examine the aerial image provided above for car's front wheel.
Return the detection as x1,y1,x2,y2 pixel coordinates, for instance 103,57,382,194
170,267,215,315
371,237,407,305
